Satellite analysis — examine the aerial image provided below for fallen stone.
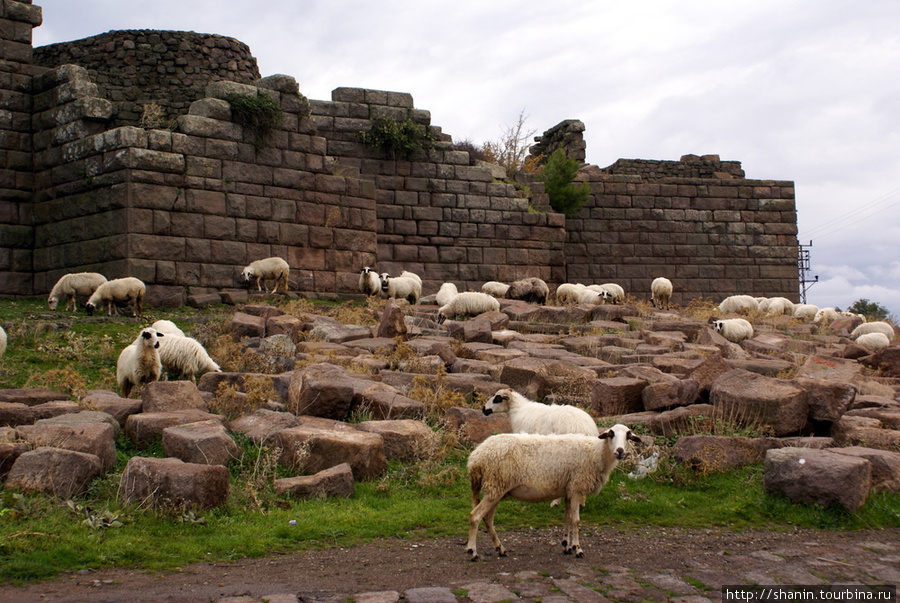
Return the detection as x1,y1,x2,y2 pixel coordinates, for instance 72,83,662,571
444,406,511,445
356,419,437,462
710,369,808,436
764,447,871,512
275,422,387,480
830,446,900,492
674,435,783,473
6,447,102,498
16,422,116,472
120,456,230,509
142,380,209,413
274,462,354,499
162,419,242,465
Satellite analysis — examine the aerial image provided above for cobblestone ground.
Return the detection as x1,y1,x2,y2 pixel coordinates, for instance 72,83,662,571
1,527,897,602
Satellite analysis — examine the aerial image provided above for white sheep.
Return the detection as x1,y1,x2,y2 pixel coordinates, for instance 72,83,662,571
435,282,459,308
379,274,422,304
358,267,381,296
813,307,840,324
482,388,598,437
506,277,549,305
555,283,586,305
399,270,423,287
0,326,6,360
592,283,625,304
85,277,146,317
116,327,164,398
157,334,221,382
712,317,754,343
47,272,108,312
466,425,640,560
851,321,896,340
792,303,819,320
718,295,759,314
855,332,891,352
151,319,186,338
437,291,500,324
650,277,673,309
242,257,290,293
481,281,510,298
761,296,795,317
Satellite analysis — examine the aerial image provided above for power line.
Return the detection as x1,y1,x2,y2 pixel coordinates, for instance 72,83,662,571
798,186,900,242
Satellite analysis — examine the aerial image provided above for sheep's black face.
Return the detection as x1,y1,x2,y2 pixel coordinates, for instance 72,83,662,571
482,393,507,416
85,303,95,316
436,313,446,325
713,320,724,333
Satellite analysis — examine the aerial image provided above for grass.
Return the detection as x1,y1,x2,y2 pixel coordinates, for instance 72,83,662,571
1,296,899,584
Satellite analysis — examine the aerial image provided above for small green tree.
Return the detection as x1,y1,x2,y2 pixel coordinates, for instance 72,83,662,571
359,113,435,160
539,148,590,215
846,298,893,322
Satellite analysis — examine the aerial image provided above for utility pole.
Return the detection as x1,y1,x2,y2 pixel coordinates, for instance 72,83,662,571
798,240,818,304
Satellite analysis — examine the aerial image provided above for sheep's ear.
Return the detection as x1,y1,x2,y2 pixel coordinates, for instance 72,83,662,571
141,331,151,339
627,431,642,442
598,429,612,440
157,332,164,337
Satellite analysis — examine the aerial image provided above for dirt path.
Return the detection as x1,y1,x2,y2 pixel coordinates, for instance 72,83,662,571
1,526,898,602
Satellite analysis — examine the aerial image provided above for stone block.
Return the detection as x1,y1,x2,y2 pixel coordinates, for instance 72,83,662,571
288,363,356,419
142,381,209,413
120,456,230,509
274,463,354,499
125,410,227,449
275,424,386,480
710,369,808,436
764,447,871,512
444,406,511,445
6,447,103,499
162,419,242,466
15,422,116,472
355,419,437,462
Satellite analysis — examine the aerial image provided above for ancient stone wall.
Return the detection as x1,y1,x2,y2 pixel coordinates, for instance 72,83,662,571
528,119,587,164
33,29,259,129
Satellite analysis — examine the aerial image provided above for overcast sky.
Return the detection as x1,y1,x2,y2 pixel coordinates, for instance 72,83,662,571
32,1,900,317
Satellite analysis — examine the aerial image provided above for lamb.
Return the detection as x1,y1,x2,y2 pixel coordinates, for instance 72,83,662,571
0,325,6,360
482,388,598,437
47,272,107,312
437,291,500,324
506,277,549,305
792,304,819,320
85,277,146,317
718,295,759,314
151,319,186,338
851,321,896,340
435,282,459,308
157,334,221,382
358,267,381,296
650,277,673,309
481,281,510,298
712,317,754,343
855,332,891,352
241,257,290,293
465,425,641,560
116,327,164,398
379,274,422,304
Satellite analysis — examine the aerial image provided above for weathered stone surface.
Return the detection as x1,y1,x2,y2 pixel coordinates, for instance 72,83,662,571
764,447,871,512
710,369,808,436
162,419,242,465
0,442,30,478
792,377,856,422
830,446,900,492
356,419,437,462
274,462,355,499
858,346,900,378
34,409,120,434
0,402,35,427
125,410,227,449
674,435,783,472
231,408,300,444
288,363,355,419
275,421,387,480
0,388,69,406
641,378,701,411
6,447,103,498
444,406,511,445
375,298,408,339
82,392,143,427
120,456,230,509
796,355,865,383
16,422,116,471
497,357,596,401
30,400,80,421
355,387,427,420
647,404,717,437
590,377,646,416
142,380,209,413
832,415,900,451
265,314,305,338
231,311,267,340
444,318,493,344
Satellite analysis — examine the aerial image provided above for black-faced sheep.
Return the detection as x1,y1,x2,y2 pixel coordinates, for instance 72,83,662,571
379,274,422,304
650,277,673,309
483,388,597,437
157,334,221,382
435,282,459,308
47,272,108,312
851,321,896,340
855,332,891,351
481,281,510,298
437,291,500,324
86,277,146,317
713,317,754,343
358,267,381,296
506,277,549,305
592,283,625,304
242,257,290,293
116,327,164,398
718,295,759,314
466,425,640,561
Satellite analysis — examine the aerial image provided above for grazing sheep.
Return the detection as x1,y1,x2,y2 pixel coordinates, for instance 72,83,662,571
650,277,673,309
792,304,819,320
506,277,550,305
466,425,640,560
851,321,896,340
47,272,108,312
379,274,422,305
482,388,598,437
593,283,625,304
481,281,510,298
712,317,754,343
718,295,759,314
760,296,795,317
555,283,586,305
85,277,146,317
855,332,891,352
116,327,164,398
0,326,6,360
242,257,290,293
435,282,459,308
813,307,840,324
157,334,221,382
437,291,500,324
358,267,381,296
151,319,186,338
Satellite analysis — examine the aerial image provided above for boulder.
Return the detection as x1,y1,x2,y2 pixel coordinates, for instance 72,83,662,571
0,402,35,427
6,447,102,498
444,406,511,445
830,446,900,492
162,420,242,465
274,462,355,499
858,346,900,378
30,400,80,421
356,419,438,462
82,392,143,428
497,357,596,401
763,447,871,512
265,313,305,339
275,421,386,480
231,311,267,340
0,388,69,406
832,415,900,451
125,410,227,449
142,381,209,413
120,456,230,509
641,379,701,412
647,404,717,437
710,369,808,436
353,386,427,420
375,298,408,339
792,378,856,422
796,355,865,383
288,363,355,419
674,435,783,473
16,422,116,472
444,318,493,344
590,377,646,416
230,408,300,444
0,442,30,478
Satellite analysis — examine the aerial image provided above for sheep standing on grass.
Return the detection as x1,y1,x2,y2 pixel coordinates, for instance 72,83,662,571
47,272,107,311
481,281,510,298
435,282,459,308
506,277,550,305
116,327,164,398
242,257,290,293
650,277,673,310
0,326,6,360
85,277,146,317
157,334,221,382
482,388,598,437
358,267,380,296
437,291,500,324
851,321,896,340
713,317,754,343
466,425,641,561
380,273,422,304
